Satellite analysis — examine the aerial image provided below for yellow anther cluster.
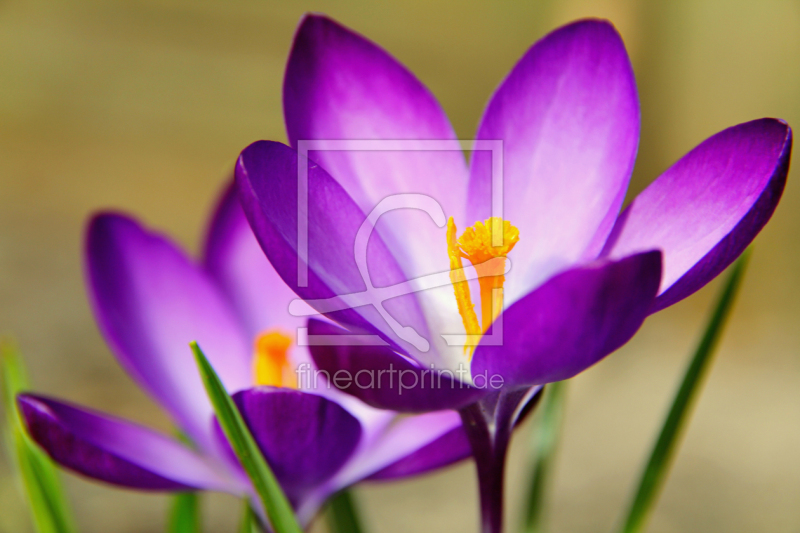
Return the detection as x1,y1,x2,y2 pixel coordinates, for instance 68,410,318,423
446,216,520,358
253,329,297,388
457,218,520,265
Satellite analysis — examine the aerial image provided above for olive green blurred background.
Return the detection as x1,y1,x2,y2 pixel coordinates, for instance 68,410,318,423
1,0,799,531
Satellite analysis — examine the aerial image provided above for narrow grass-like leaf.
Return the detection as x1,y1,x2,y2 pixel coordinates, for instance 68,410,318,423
168,492,200,533
1,340,76,533
237,501,258,533
326,490,365,533
167,432,202,532
522,381,566,533
618,252,751,533
190,341,302,533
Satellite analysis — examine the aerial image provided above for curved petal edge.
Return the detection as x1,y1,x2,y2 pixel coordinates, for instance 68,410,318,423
602,118,791,312
471,251,662,388
18,394,233,492
307,319,486,412
468,18,641,297
366,422,470,481
231,387,362,506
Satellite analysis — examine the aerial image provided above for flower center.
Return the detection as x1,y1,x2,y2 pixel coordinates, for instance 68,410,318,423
447,216,520,358
252,329,297,388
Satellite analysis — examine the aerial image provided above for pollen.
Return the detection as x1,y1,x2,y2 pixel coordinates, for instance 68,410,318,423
447,218,482,356
457,217,520,264
447,217,520,356
253,329,297,388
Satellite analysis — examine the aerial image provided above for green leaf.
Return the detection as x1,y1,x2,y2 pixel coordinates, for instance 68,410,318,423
618,252,751,533
190,341,302,533
168,492,200,533
326,490,366,533
522,381,567,533
237,501,258,533
1,340,76,533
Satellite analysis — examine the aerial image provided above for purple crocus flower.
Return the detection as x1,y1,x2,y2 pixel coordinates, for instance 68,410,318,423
17,183,473,525
234,15,792,533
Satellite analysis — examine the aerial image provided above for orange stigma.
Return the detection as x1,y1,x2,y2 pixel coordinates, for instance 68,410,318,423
252,329,297,388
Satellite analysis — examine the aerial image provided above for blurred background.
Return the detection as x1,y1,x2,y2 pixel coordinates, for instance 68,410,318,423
1,0,799,531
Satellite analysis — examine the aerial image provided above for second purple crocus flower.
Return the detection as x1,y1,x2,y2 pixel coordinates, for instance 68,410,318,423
234,15,791,533
18,183,473,526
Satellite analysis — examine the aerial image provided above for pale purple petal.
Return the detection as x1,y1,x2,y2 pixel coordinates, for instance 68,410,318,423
471,251,661,388
86,213,252,452
468,19,640,301
602,118,791,311
235,140,432,359
203,180,307,338
231,388,361,507
308,319,485,412
18,394,238,492
284,14,468,278
295,410,467,522
364,411,470,481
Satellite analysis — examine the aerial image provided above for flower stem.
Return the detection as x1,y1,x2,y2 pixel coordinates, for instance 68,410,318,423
459,388,542,533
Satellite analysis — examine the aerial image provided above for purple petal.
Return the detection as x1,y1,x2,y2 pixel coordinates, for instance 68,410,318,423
295,410,467,522
235,140,432,358
203,180,307,338
468,19,640,300
231,388,361,506
18,394,237,492
308,319,485,412
284,14,468,277
471,251,662,388
86,213,252,452
365,412,470,481
602,118,791,311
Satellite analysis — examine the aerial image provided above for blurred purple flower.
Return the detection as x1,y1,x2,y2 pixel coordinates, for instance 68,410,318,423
234,15,791,532
17,184,471,524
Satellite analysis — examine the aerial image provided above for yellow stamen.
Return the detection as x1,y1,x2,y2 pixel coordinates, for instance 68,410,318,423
447,217,481,356
252,329,297,388
447,217,520,356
